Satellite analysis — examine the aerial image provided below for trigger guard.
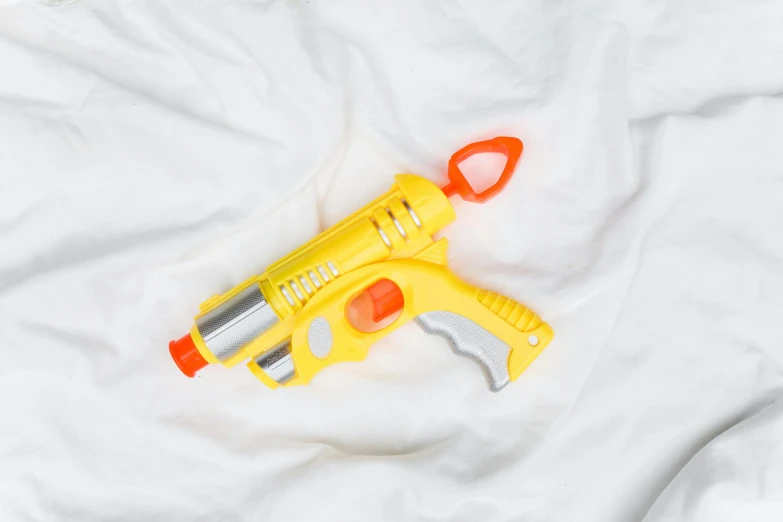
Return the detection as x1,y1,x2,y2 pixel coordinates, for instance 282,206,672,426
415,311,511,392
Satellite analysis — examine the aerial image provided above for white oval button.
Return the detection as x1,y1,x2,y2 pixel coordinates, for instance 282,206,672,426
308,317,333,359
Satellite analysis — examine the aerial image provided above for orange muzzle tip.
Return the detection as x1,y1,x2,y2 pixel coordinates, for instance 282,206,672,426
169,333,209,377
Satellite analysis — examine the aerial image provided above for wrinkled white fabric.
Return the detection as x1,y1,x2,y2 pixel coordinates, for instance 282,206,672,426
1,1,782,521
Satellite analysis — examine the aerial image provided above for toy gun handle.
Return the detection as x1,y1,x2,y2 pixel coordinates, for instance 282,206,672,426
273,239,553,391
415,289,551,392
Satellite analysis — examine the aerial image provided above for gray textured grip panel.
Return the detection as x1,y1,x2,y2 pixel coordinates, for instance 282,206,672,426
415,311,511,392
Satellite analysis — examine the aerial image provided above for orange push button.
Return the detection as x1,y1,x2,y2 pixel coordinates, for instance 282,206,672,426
365,279,404,322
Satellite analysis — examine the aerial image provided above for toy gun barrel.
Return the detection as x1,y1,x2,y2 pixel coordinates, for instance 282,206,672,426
170,174,456,377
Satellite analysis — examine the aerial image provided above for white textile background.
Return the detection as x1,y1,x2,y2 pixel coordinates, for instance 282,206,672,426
1,1,782,521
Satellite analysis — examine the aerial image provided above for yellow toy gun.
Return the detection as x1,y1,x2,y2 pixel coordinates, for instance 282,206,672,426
169,137,553,391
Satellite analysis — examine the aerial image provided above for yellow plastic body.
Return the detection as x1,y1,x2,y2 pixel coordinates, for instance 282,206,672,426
188,174,553,388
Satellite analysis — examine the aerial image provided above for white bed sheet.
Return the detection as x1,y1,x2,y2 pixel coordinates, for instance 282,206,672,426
1,1,783,521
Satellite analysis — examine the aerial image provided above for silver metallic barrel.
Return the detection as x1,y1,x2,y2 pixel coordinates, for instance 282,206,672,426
253,340,295,385
195,283,279,362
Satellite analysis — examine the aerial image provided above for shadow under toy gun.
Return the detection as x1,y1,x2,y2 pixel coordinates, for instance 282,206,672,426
169,137,553,391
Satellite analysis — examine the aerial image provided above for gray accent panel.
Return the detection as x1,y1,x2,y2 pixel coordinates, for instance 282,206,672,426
416,311,511,392
195,284,279,362
401,199,422,228
253,341,295,385
386,208,407,240
307,316,333,359
372,218,393,248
